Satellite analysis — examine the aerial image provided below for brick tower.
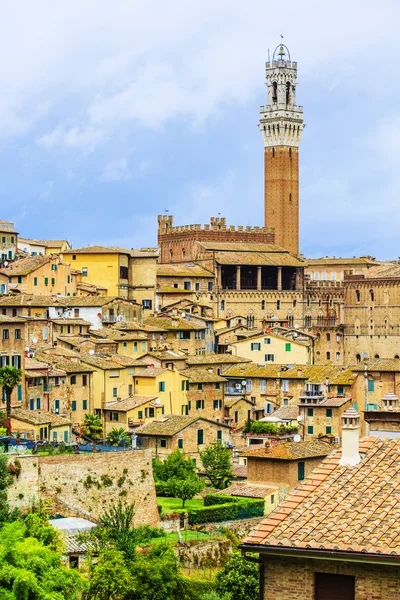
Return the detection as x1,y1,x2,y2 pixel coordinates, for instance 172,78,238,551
259,43,304,255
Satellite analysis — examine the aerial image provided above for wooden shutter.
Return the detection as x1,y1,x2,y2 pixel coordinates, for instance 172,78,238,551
315,573,355,600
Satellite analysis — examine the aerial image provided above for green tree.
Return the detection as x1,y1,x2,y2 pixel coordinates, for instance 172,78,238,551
107,427,129,447
153,449,197,482
215,555,258,600
87,547,133,600
200,442,233,489
168,476,204,508
81,414,103,440
131,542,179,600
0,366,22,427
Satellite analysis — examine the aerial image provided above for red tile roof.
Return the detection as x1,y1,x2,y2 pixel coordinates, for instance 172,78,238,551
243,437,400,556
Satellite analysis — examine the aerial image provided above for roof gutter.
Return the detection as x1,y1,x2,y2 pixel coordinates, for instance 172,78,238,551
239,543,400,567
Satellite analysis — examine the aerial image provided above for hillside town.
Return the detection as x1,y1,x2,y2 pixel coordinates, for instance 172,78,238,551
1,39,400,600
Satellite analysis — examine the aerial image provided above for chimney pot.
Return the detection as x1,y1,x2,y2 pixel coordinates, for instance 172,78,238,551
339,408,361,467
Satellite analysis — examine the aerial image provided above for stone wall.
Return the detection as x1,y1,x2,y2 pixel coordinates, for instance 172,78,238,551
263,555,400,600
7,450,159,527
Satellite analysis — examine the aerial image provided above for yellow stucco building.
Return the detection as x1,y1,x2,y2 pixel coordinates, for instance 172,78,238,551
229,331,311,365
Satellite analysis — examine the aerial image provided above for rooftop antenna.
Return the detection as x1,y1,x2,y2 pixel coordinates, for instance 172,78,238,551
268,48,270,62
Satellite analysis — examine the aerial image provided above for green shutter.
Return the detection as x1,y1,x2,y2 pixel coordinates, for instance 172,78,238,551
326,408,332,418
298,461,305,480
307,426,313,434
326,426,332,434
285,343,291,352
368,379,375,392
64,430,69,442
71,400,77,411
44,277,48,286
197,429,204,445
82,400,87,410
138,411,143,419
17,385,22,401
51,278,55,285
34,277,38,286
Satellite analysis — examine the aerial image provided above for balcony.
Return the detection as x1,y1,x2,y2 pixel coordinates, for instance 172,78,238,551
225,385,248,396
299,392,325,405
101,315,126,324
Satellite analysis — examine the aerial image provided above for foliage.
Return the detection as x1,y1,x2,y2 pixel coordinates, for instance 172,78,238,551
0,410,7,430
153,449,197,483
98,499,135,530
200,592,231,600
215,554,258,600
107,427,130,447
86,547,133,600
0,520,85,600
0,366,22,423
187,497,264,525
23,509,61,551
157,496,203,513
177,577,216,600
245,421,298,435
130,542,179,600
7,459,22,477
168,476,204,508
199,442,233,489
81,414,103,440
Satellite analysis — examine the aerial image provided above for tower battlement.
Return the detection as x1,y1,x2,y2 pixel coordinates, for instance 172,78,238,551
158,215,274,237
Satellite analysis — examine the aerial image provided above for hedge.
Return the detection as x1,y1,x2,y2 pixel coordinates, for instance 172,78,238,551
204,494,244,506
187,497,264,525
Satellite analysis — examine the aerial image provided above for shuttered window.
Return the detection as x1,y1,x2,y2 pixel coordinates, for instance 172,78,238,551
315,573,355,600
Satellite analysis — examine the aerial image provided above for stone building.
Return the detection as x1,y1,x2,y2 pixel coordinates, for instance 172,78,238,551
143,314,214,355
0,254,78,296
0,219,18,264
0,315,26,406
179,367,226,422
241,413,400,600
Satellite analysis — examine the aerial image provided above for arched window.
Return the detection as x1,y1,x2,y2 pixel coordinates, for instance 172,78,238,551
356,289,361,303
317,311,323,327
182,248,186,258
261,300,265,311
305,315,312,328
293,299,297,308
374,354,380,359
276,300,280,310
272,81,278,103
220,300,225,311
395,355,399,359
370,289,374,302
326,352,331,361
326,333,331,342
287,312,294,328
169,249,173,262
316,332,320,341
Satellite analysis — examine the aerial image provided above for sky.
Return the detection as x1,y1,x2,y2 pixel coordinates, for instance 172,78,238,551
1,0,400,259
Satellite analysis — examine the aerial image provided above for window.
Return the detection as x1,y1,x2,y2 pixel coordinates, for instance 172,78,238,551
197,383,203,391
208,282,213,292
29,398,34,410
234,411,239,423
138,410,143,419
337,385,344,395
260,379,267,393
36,398,40,409
109,369,120,378
70,375,76,385
158,381,165,392
326,333,331,341
326,408,332,418
184,281,191,290
14,329,21,340
271,495,275,504
178,438,183,449
82,400,87,410
17,276,22,284
197,429,204,445
142,299,152,310
251,342,261,351
281,379,289,392
160,439,167,448
220,299,225,311
51,278,55,286
128,384,133,396
217,430,222,441
285,343,291,352
177,331,190,340
2,329,9,340
33,277,38,286
17,385,22,401
67,275,71,284
215,382,220,390
370,289,374,302
71,400,77,411
326,426,332,434
111,412,119,421
307,426,314,434
298,461,305,481
356,289,360,302
368,379,375,392
123,342,127,349
283,398,289,406
82,268,88,277
112,388,117,397
196,400,204,410
336,352,341,361
119,266,128,279
307,408,314,417
12,355,21,369
44,277,48,286
213,399,222,410
276,300,280,310
82,374,87,386
54,399,60,412
326,352,331,360
195,283,200,291
265,354,275,362
52,431,58,441
133,342,137,352
141,341,146,351
264,338,271,344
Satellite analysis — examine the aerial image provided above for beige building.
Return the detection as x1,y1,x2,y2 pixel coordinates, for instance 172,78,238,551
179,367,226,422
0,255,78,296
305,255,380,283
103,395,162,435
18,238,71,256
143,314,214,355
0,220,18,263
228,330,310,365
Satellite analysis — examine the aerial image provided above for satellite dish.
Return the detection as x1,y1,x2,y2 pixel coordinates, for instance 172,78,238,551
89,349,95,355
3,261,8,267
293,434,301,443
294,324,299,329
241,380,247,386
32,337,38,344
363,352,368,359
297,415,303,422
25,346,30,352
181,312,186,318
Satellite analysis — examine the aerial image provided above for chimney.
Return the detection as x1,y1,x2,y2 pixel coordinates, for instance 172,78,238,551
339,408,361,467
381,392,399,411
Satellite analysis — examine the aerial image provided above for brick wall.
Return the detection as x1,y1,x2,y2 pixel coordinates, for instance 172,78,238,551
263,555,400,600
247,456,324,490
7,450,159,526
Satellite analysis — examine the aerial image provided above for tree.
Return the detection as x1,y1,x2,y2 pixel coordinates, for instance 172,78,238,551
0,366,22,428
215,555,258,600
107,427,129,447
81,414,103,440
168,477,204,508
200,442,233,489
87,547,133,600
153,449,197,482
130,542,179,600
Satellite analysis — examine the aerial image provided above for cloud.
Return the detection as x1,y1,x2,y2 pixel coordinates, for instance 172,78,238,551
100,158,130,182
37,126,105,152
40,180,54,198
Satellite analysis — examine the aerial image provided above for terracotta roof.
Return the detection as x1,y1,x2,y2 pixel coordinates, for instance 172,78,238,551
242,437,400,558
157,264,214,278
224,397,253,408
232,464,248,478
90,328,147,341
0,220,17,233
271,405,299,420
136,415,229,436
0,315,26,323
104,396,159,412
223,363,284,378
11,408,70,427
25,357,49,370
317,396,352,407
186,354,251,366
62,245,131,255
215,483,277,499
232,330,309,347
64,536,90,554
0,255,51,276
352,358,400,372
306,256,378,266
52,319,91,326
0,294,128,308
179,368,227,383
223,363,355,385
134,367,168,378
239,440,331,460
80,355,125,370
35,239,70,248
37,355,95,374
143,316,205,331
356,263,400,279
214,251,303,268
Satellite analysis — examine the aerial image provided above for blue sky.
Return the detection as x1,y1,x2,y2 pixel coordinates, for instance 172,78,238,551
1,0,400,258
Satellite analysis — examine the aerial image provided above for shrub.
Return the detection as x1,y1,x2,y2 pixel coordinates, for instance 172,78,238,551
204,494,243,506
187,497,264,525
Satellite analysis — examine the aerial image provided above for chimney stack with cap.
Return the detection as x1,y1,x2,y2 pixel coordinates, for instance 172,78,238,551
339,408,361,467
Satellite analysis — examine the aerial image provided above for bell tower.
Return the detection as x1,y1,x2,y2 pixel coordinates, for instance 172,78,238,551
259,43,304,255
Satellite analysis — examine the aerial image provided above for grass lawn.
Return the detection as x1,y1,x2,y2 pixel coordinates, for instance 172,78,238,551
152,531,211,545
157,496,204,513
